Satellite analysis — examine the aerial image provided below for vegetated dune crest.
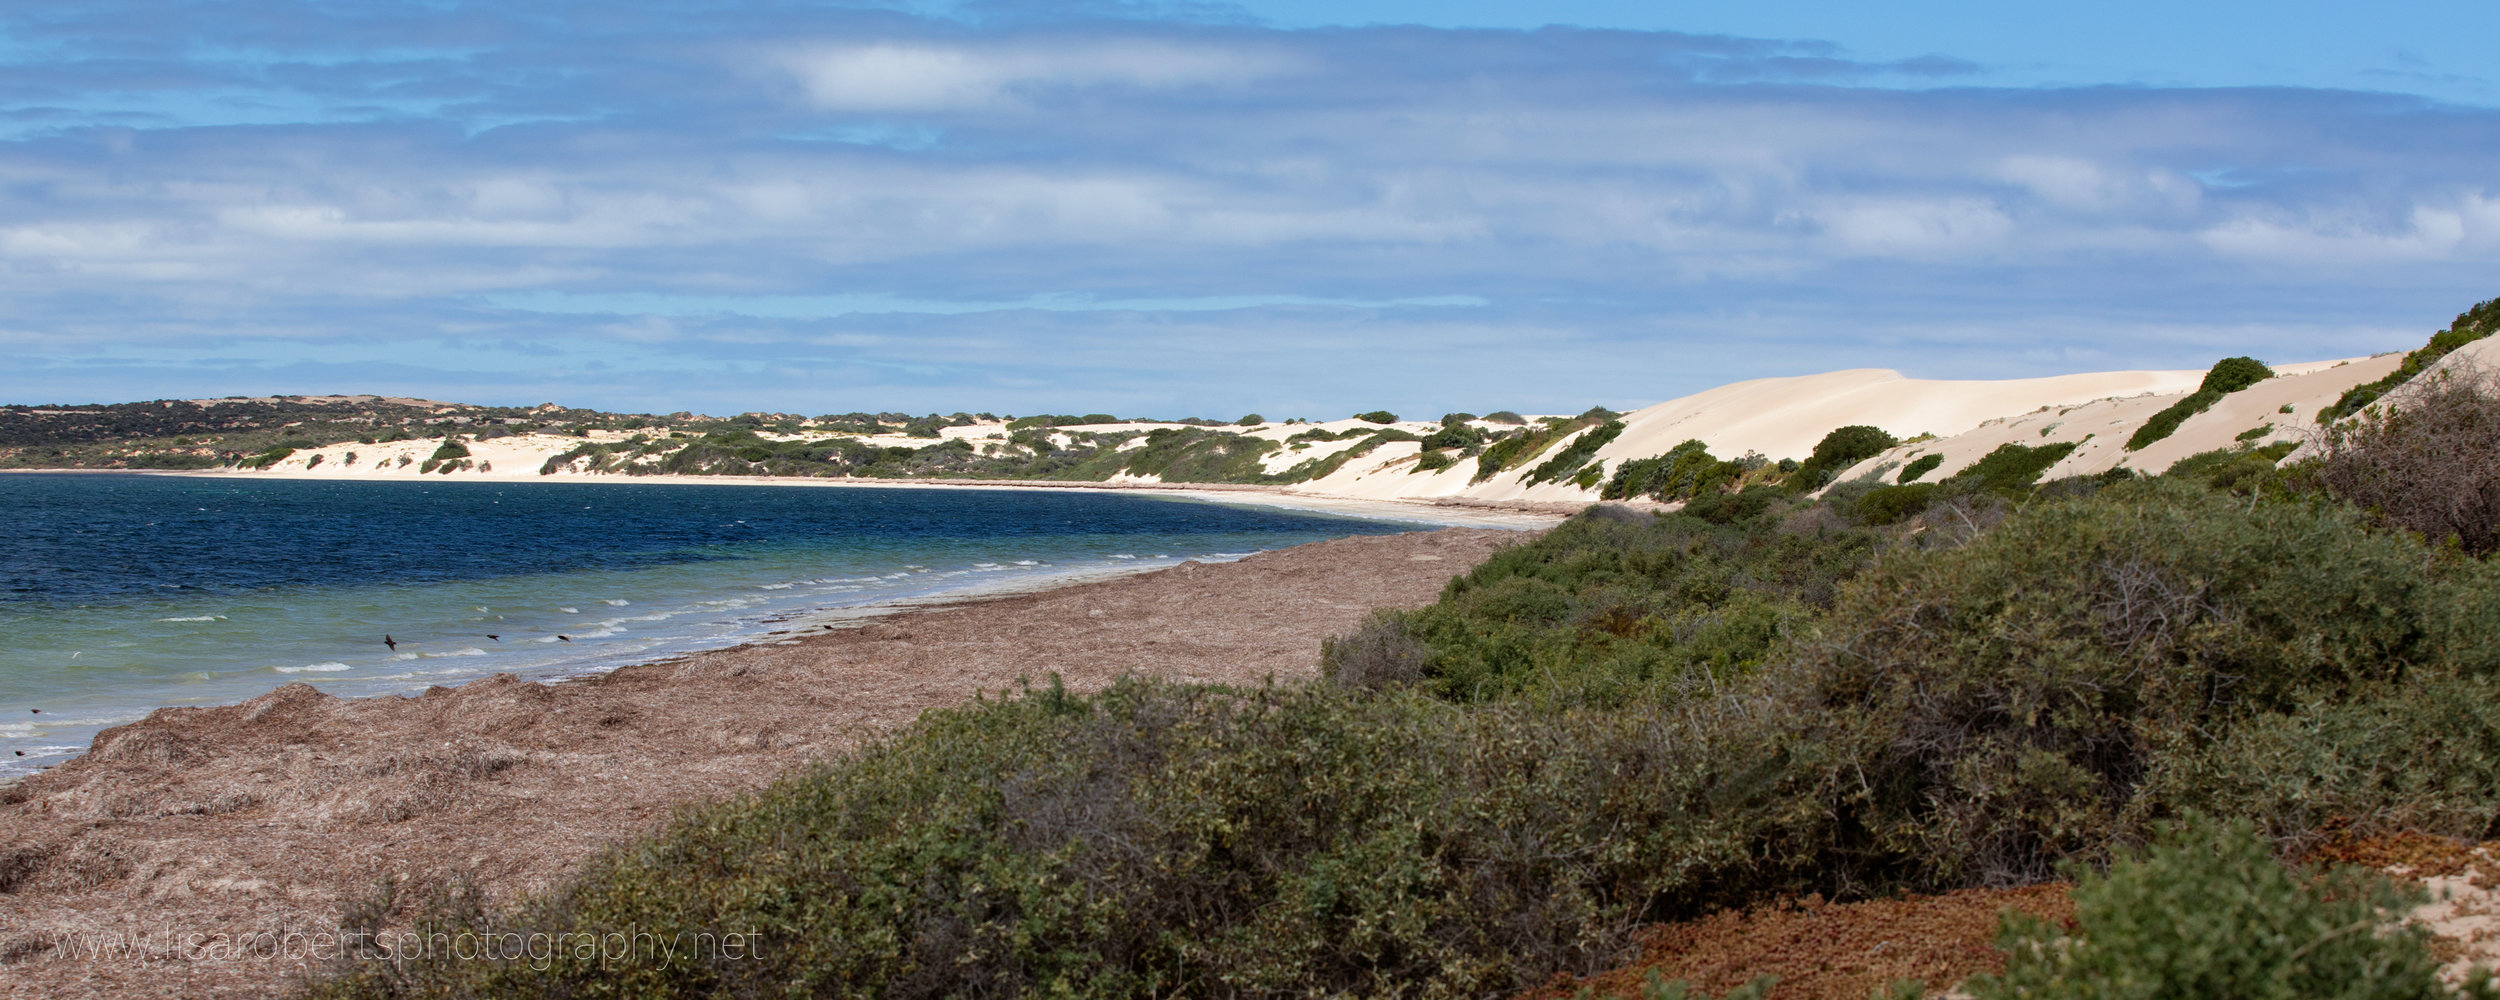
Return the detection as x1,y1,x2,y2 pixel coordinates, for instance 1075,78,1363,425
216,351,2431,507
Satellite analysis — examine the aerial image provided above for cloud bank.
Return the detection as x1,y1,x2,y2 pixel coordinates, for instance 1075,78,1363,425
2,2,2495,417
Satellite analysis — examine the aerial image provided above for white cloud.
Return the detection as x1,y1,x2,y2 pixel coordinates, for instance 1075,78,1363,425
2200,193,2500,263
779,40,1297,111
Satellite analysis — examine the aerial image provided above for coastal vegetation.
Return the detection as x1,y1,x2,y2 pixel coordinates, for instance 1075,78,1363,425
2124,356,2276,451
309,304,2500,998
2319,295,2500,424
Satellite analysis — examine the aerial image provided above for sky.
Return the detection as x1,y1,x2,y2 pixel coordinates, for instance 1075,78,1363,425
3,1,2497,419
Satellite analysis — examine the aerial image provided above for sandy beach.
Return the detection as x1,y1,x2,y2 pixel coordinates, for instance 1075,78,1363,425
0,525,1527,998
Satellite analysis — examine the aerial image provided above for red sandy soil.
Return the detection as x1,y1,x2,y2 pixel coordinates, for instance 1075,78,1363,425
1532,831,2500,1000
1524,886,2075,1000
0,527,1521,998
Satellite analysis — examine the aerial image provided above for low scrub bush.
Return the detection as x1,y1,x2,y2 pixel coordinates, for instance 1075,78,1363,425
1524,420,1626,486
1353,410,1398,424
2314,364,2500,554
1789,426,1896,492
1954,440,2076,494
2160,441,2296,496
310,680,1806,1000
1896,453,1942,483
1775,478,2468,887
1971,814,2486,1000
2199,355,2275,394
1602,440,1750,503
2127,356,2277,451
2322,295,2500,423
1391,506,1876,705
1849,482,1937,525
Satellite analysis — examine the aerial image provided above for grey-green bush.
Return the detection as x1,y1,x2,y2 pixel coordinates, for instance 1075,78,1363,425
1971,814,2489,1000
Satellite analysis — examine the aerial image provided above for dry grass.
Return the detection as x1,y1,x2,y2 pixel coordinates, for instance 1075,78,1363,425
1523,886,2074,1000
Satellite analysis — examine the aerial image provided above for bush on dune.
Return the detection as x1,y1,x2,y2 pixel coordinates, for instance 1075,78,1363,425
1787,425,1896,493
2315,362,2500,555
2126,356,2277,452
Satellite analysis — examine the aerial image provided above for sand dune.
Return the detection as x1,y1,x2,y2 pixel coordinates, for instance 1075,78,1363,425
216,350,2444,509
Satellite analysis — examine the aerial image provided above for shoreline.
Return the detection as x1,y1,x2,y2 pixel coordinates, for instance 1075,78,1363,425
1,467,1578,529
0,526,1528,997
0,481,1564,780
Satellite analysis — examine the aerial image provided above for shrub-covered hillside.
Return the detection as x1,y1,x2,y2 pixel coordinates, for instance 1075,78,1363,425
307,305,2500,1000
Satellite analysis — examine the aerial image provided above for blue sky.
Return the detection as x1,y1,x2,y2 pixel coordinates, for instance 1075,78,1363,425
4,1,2496,418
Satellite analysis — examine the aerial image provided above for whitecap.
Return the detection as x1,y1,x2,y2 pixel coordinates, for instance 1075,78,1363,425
155,615,227,622
276,662,352,673
1013,560,1039,566
758,582,796,591
558,607,580,614
603,599,631,606
424,648,489,658
1110,554,1137,559
393,652,419,660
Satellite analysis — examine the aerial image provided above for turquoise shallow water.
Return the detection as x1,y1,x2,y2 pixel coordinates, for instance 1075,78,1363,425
0,474,1426,774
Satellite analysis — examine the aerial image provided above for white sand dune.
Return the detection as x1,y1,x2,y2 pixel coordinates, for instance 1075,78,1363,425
221,347,2454,509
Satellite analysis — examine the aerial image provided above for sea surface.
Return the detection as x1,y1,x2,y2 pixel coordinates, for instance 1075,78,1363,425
0,474,1426,774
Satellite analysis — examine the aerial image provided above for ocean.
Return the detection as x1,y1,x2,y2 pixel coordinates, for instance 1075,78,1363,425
0,473,1428,775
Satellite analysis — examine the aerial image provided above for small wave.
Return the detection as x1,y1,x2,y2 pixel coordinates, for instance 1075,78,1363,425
276,662,352,673
155,615,228,622
1110,554,1137,559
1014,560,1039,566
424,648,488,658
758,582,797,591
393,652,419,660
603,599,631,606
558,607,580,614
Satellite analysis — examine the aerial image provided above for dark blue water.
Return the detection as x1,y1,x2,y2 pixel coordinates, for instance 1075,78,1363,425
0,474,1427,773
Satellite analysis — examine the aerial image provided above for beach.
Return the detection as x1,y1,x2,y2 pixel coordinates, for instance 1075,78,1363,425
0,523,1530,998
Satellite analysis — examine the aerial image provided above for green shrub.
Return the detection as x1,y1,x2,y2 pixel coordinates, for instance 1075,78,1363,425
309,680,1802,1000
1483,410,1526,425
2314,366,2500,554
417,438,470,474
1953,440,2076,494
2322,295,2500,423
1523,420,1626,486
1850,482,1938,525
1896,453,1943,483
2127,356,2279,451
1353,410,1398,424
1970,815,2483,1000
244,446,295,469
2125,389,2222,450
2160,442,2296,496
1237,414,1264,426
2199,356,2275,394
1414,449,1457,473
1777,478,2462,886
1789,425,1897,492
1602,440,1748,502
1395,506,1874,705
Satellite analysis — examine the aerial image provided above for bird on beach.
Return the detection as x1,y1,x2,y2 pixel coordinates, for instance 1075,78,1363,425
384,634,397,651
